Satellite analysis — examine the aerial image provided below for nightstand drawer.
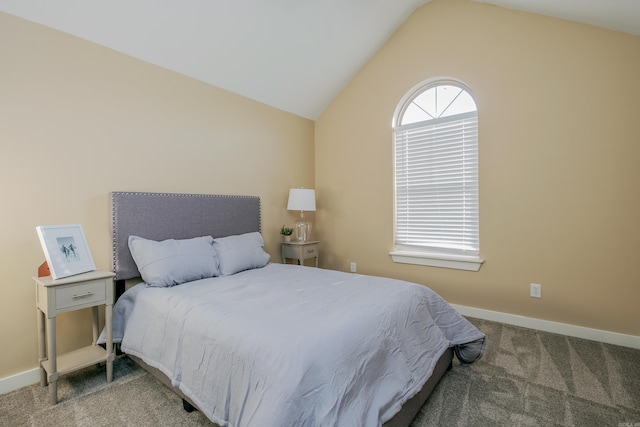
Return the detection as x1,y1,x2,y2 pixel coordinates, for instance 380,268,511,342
56,280,106,310
303,246,318,257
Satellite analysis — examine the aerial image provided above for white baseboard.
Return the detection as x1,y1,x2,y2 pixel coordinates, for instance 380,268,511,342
0,368,40,396
452,304,640,350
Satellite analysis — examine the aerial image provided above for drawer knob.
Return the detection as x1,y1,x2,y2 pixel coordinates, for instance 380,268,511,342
72,292,94,299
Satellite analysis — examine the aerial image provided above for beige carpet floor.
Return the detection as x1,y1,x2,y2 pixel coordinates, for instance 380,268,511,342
2,318,639,426
414,318,640,426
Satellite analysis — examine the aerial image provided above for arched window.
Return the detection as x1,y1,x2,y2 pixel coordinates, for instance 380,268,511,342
391,79,483,271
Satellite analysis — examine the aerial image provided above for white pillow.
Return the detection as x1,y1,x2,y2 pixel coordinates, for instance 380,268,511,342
213,232,270,276
128,235,220,287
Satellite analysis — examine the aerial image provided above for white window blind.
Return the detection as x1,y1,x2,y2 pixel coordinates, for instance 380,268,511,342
394,111,479,256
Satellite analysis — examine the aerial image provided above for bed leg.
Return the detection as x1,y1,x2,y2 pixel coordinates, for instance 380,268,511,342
183,399,197,413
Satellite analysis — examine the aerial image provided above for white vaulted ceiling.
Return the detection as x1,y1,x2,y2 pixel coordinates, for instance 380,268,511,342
1,0,638,120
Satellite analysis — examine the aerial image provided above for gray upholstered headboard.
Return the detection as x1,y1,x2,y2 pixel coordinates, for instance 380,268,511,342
111,192,261,281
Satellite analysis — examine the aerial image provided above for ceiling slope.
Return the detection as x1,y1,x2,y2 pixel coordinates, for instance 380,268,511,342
1,0,638,119
474,0,640,37
0,0,430,119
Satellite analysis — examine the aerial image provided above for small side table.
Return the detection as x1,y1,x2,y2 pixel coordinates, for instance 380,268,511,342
281,241,319,267
34,269,115,404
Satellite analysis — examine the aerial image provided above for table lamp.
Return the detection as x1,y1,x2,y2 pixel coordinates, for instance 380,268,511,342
287,188,316,242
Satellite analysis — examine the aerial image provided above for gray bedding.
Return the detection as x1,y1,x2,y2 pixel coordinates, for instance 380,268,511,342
109,263,485,427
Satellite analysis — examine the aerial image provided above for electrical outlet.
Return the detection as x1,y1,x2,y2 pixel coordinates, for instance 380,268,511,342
350,262,356,273
530,283,542,298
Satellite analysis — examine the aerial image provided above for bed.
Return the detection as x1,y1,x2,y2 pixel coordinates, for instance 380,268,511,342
106,191,485,427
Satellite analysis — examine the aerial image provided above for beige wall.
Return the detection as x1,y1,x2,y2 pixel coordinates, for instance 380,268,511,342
0,13,314,378
315,0,640,336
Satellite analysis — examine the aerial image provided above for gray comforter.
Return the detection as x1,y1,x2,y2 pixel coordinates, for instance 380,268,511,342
108,263,485,426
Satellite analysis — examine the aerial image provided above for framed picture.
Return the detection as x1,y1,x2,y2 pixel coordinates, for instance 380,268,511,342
36,224,96,280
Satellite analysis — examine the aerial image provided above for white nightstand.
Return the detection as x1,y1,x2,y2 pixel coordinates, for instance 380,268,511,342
34,269,115,404
281,241,319,267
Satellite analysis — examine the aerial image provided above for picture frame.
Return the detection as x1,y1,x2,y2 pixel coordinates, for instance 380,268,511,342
36,224,96,280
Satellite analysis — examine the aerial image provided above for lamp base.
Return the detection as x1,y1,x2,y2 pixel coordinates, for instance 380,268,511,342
294,212,312,242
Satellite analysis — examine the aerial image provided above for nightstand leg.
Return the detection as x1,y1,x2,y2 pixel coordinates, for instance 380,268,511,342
91,306,99,345
47,316,57,404
49,380,57,405
105,303,113,382
37,309,47,386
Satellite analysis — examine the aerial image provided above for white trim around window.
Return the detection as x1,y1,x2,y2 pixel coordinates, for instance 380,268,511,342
392,78,483,272
389,250,484,271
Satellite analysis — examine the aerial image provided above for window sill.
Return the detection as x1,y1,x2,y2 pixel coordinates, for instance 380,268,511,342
389,250,484,272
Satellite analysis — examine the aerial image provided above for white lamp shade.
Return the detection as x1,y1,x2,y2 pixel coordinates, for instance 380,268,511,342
287,188,316,211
